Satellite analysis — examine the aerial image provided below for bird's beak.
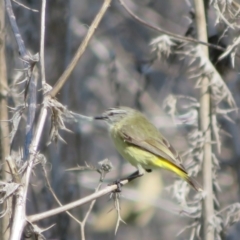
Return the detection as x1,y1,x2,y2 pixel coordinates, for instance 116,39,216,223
94,116,106,120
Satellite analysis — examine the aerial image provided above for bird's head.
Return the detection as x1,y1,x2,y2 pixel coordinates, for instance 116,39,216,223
94,107,135,126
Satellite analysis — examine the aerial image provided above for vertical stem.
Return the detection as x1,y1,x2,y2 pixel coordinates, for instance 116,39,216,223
0,0,10,238
23,66,38,159
193,1,214,240
9,107,48,240
40,0,46,85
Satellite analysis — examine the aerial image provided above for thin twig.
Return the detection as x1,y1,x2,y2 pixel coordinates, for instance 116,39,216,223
41,163,82,225
117,0,234,53
80,181,103,240
12,0,38,12
5,0,38,103
82,182,102,224
43,160,110,239
40,0,46,85
113,192,126,234
48,0,112,98
28,179,129,223
5,0,34,62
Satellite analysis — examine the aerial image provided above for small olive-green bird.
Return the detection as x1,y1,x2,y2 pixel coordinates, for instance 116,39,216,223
95,106,201,191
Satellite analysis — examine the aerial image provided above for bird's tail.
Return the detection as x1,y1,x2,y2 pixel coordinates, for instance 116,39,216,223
165,161,202,191
184,174,202,192
154,158,202,191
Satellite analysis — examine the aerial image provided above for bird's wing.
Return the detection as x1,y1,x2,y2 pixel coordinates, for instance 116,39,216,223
119,125,187,173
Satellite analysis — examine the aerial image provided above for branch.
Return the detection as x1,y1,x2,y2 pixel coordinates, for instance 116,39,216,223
4,1,40,239
193,1,214,240
40,0,46,85
48,0,112,98
23,65,38,159
0,0,10,238
28,179,129,223
5,0,38,101
118,0,228,52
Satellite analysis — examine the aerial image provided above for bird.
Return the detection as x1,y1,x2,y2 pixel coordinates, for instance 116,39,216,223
95,106,201,191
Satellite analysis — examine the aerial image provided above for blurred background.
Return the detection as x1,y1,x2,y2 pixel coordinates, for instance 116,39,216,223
4,0,240,239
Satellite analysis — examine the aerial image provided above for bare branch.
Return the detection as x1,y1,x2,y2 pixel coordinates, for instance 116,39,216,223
23,65,38,159
48,0,112,98
12,0,38,12
112,192,126,234
40,0,46,85
0,1,10,237
118,0,230,53
27,179,130,223
193,1,214,240
5,0,39,101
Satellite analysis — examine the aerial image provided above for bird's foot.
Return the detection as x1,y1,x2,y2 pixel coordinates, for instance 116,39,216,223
109,179,123,193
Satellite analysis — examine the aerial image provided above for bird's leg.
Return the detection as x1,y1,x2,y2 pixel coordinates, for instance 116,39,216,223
111,170,144,192
125,170,144,182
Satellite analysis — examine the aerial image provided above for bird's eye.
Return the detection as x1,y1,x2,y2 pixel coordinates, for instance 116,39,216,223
109,112,114,116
